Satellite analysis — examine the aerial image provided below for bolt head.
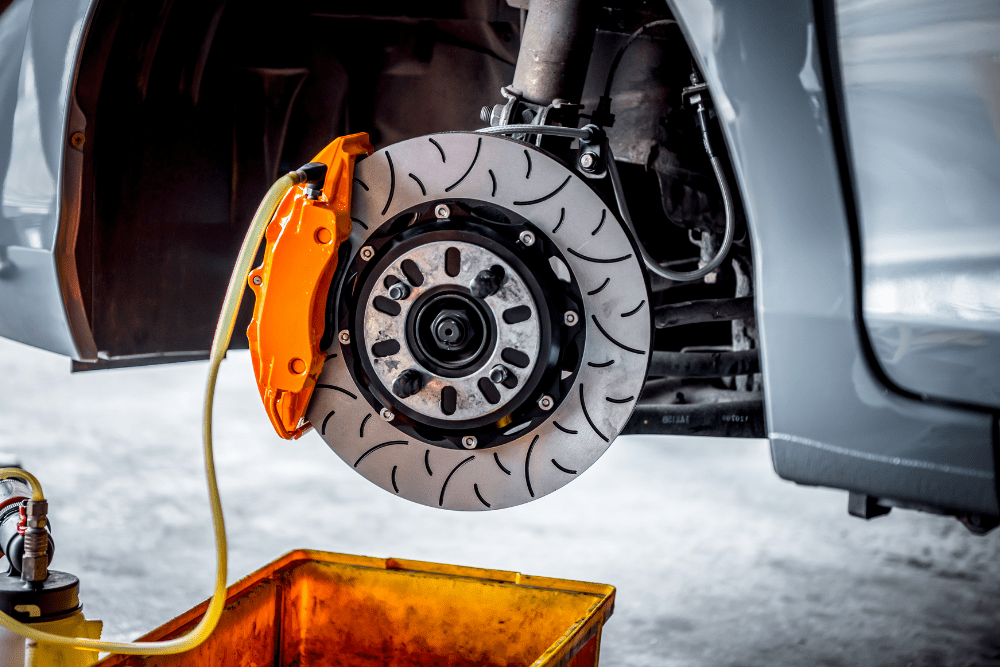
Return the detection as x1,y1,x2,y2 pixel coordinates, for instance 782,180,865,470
537,394,554,411
519,230,535,247
563,310,579,326
489,365,509,383
387,282,410,300
380,408,395,421
435,204,451,219
338,330,351,345
579,152,596,170
359,246,375,261
462,435,478,449
252,275,263,286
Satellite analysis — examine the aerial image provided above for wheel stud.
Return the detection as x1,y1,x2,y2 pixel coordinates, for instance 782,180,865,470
392,369,424,399
388,282,410,300
489,365,509,384
462,435,478,449
469,267,504,299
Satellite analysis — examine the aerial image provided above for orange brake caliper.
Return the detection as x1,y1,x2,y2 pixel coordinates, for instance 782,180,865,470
247,133,373,439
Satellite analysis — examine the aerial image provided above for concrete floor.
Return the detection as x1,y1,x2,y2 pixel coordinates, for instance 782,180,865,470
0,337,997,666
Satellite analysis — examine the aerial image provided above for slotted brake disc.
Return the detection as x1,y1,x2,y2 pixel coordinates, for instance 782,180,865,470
305,132,651,510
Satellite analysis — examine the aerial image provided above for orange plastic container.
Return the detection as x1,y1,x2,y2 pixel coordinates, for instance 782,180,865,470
96,550,614,667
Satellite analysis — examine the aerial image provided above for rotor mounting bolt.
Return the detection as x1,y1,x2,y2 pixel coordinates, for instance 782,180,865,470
338,330,351,345
537,395,554,411
462,435,478,449
563,310,579,327
359,246,375,261
392,369,424,399
518,230,536,247
380,408,395,421
579,152,597,172
489,365,510,384
434,204,451,219
387,282,410,300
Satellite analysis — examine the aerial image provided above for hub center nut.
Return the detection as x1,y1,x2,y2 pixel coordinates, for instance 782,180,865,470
432,310,470,349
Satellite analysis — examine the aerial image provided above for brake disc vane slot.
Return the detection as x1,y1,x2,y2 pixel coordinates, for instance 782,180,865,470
247,133,373,439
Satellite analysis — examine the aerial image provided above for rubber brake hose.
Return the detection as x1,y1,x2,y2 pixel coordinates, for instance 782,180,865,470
0,170,301,655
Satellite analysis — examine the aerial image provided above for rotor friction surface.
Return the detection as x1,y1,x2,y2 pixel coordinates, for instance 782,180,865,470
306,132,652,510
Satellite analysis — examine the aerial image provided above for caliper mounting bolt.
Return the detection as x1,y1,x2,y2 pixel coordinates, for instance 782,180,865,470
338,330,351,345
388,282,410,300
359,246,375,261
518,230,536,247
579,152,597,171
462,436,478,449
537,395,554,411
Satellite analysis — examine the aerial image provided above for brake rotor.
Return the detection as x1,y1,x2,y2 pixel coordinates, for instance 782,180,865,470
305,132,651,510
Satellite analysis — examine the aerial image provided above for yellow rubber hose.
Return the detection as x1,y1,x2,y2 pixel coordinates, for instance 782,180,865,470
0,172,299,655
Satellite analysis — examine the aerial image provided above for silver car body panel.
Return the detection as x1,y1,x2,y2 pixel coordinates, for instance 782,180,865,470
0,0,95,360
836,0,1000,409
0,0,995,513
667,0,998,514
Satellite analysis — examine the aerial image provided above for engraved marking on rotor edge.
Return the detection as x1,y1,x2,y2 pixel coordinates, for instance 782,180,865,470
551,459,578,475
351,217,369,230
408,173,427,196
566,247,633,264
474,483,491,508
552,208,566,233
321,410,335,436
494,452,511,475
355,440,408,467
525,435,538,497
371,339,401,357
501,347,530,368
488,169,497,197
354,177,369,191
445,137,481,192
316,384,359,400
428,137,446,162
439,455,475,506
514,175,571,206
502,305,531,324
588,359,615,368
591,209,607,236
592,315,645,355
587,278,610,296
477,377,501,404
579,384,609,442
524,150,532,179
445,247,461,277
391,466,399,493
425,449,433,476
441,386,457,415
381,152,396,215
621,300,645,317
607,395,635,404
553,421,578,434
373,295,401,316
360,414,371,438
401,259,424,286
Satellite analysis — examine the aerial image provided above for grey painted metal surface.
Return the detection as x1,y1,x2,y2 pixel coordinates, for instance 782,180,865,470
836,0,1000,409
667,0,998,514
0,0,96,360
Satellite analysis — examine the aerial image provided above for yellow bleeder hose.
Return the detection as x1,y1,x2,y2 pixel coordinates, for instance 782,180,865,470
0,172,300,655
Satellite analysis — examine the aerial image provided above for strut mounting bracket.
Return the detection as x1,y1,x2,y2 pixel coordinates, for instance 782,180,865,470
247,133,373,439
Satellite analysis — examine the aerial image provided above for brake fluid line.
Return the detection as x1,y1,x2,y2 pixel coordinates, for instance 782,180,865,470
0,170,302,655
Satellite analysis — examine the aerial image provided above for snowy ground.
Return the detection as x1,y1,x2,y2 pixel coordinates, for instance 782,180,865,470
0,337,997,666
